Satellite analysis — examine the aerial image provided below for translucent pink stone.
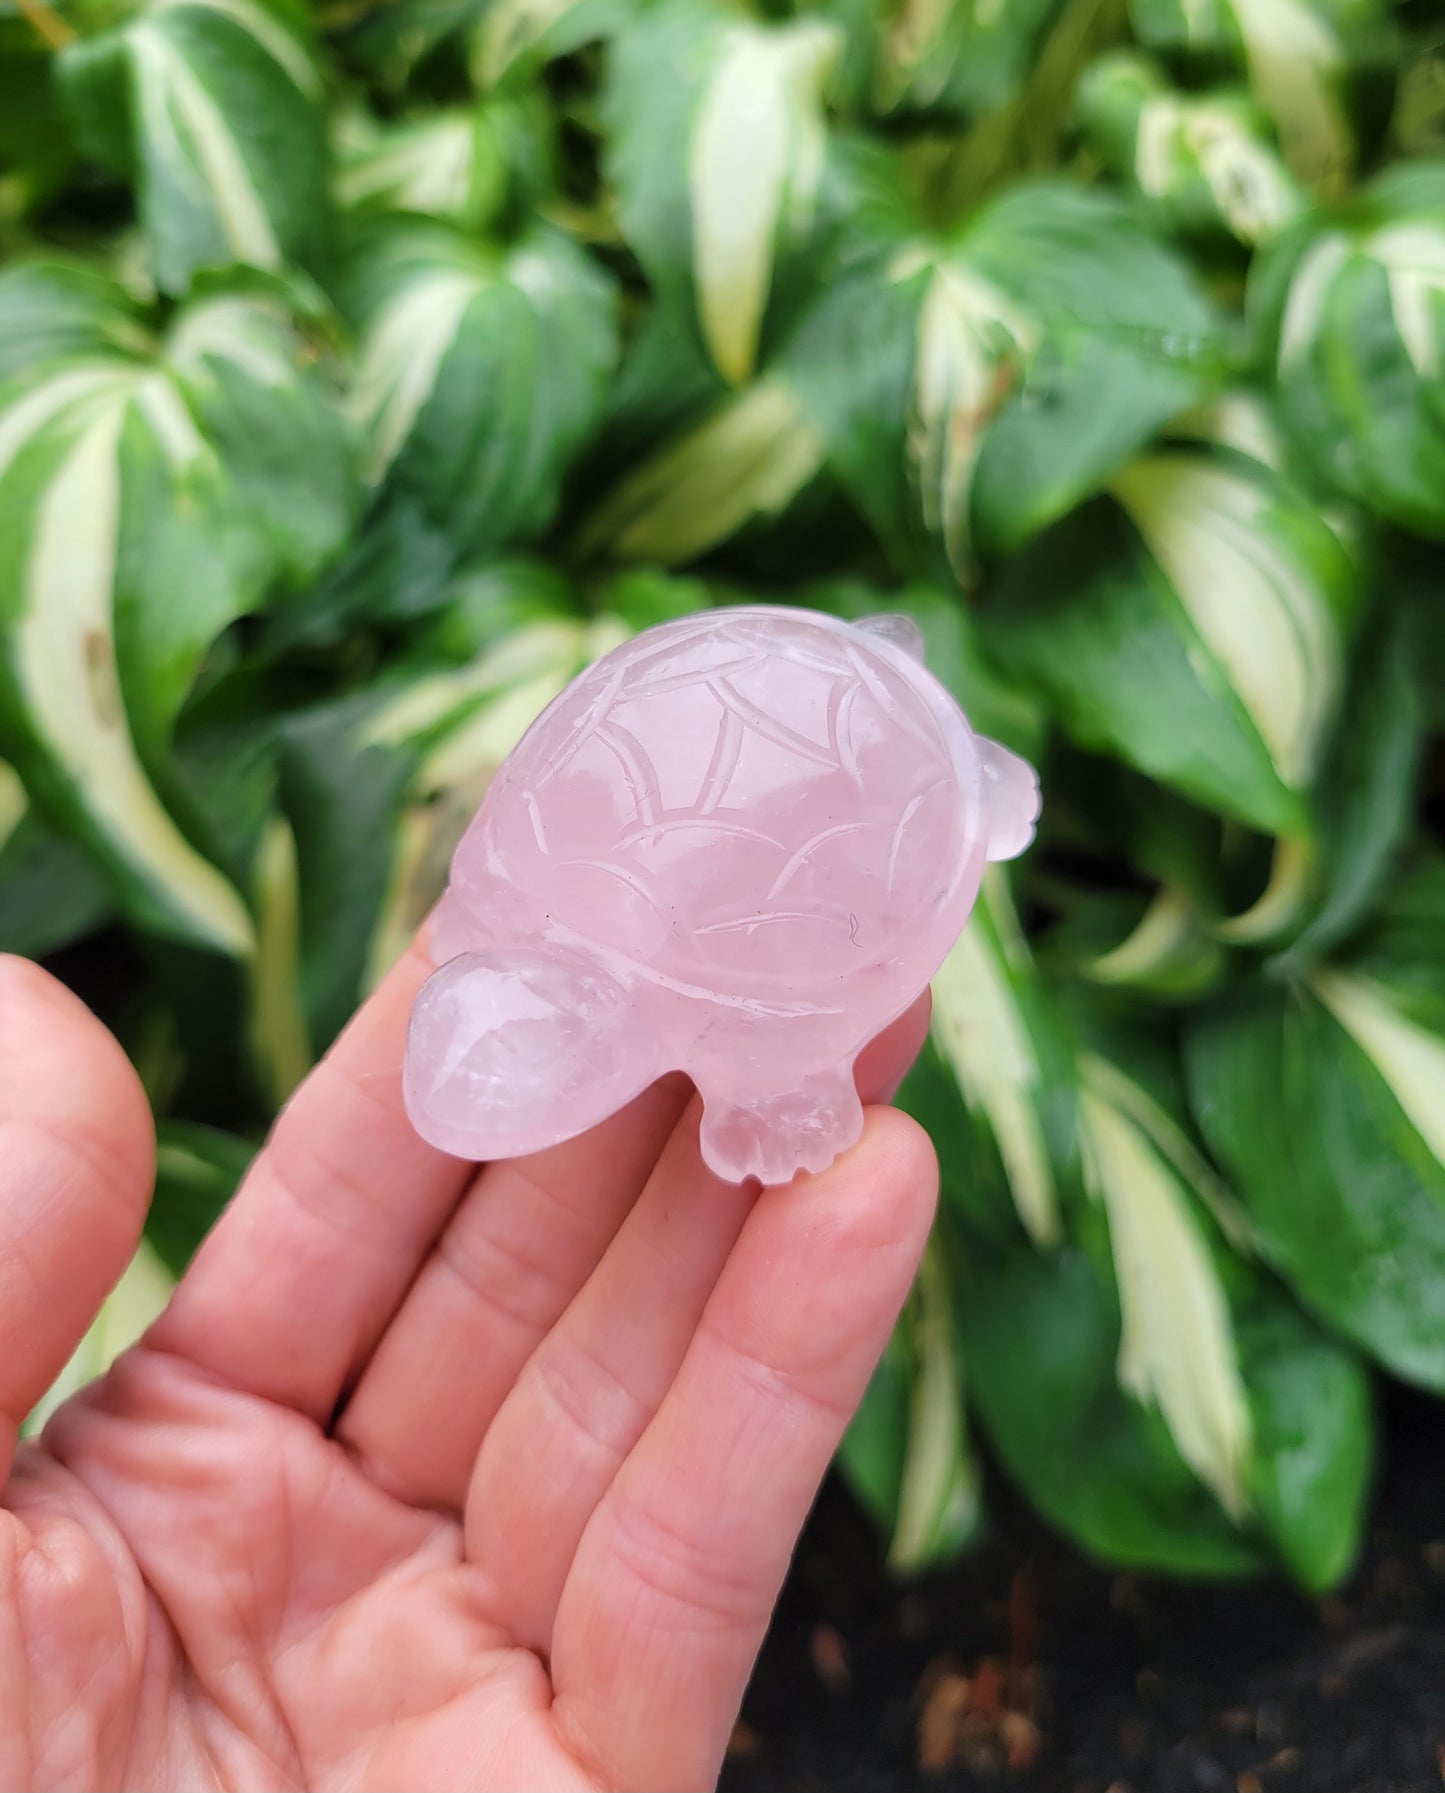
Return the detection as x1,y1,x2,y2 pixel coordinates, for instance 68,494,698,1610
404,606,1040,1184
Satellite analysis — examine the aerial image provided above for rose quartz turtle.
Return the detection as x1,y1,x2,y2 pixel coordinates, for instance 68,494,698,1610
404,605,1040,1184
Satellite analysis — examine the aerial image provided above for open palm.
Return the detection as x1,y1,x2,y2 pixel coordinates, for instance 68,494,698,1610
0,945,935,1792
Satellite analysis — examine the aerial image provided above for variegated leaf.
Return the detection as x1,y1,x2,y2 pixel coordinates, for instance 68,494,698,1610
870,0,1061,119
344,219,617,556
1078,52,1304,245
1079,1053,1253,1520
688,18,840,385
841,1238,982,1571
1188,863,1445,1391
954,1026,1373,1588
986,443,1357,835
275,591,622,1050
897,253,1037,581
577,379,825,564
604,0,842,387
1254,163,1445,534
0,264,356,953
1129,0,1398,189
58,0,327,296
334,95,552,232
928,872,1067,1247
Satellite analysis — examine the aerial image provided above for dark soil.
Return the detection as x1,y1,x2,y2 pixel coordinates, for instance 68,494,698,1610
725,1386,1445,1793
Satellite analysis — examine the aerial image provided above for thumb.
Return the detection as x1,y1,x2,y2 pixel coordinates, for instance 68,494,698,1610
0,956,155,1481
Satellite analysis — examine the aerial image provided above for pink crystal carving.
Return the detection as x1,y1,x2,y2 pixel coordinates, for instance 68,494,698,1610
404,606,1040,1184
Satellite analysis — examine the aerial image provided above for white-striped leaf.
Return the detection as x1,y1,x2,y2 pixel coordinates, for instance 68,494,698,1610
338,0,627,91
0,264,356,953
275,587,621,1050
343,219,618,557
898,254,1037,581
1078,885,1230,1001
1253,163,1445,534
868,0,1060,119
1078,52,1304,245
1079,1054,1253,1520
577,378,825,564
1188,867,1445,1392
930,874,1066,1248
954,1032,1373,1587
604,0,842,386
1129,0,1398,189
956,181,1226,558
688,18,840,385
840,1238,982,1571
334,95,553,232
985,443,1358,835
58,0,327,296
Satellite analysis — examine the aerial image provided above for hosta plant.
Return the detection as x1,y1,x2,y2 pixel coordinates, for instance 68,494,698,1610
1,0,1442,1591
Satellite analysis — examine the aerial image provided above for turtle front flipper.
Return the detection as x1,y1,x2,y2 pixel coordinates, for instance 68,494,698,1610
697,1068,865,1185
978,735,1041,863
404,946,658,1161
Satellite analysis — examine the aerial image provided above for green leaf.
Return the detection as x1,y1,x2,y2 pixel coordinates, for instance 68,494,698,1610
958,1227,1268,1576
0,263,357,953
840,1240,982,1570
1270,597,1426,972
961,182,1226,557
147,1119,255,1275
1252,163,1445,536
0,756,115,956
343,217,618,561
1236,1290,1374,1591
1077,1051,1255,1522
958,1031,1371,1587
1129,0,1399,189
333,94,555,233
924,872,1080,1249
853,0,1065,121
1077,52,1305,246
1186,923,1445,1393
577,377,826,565
338,0,630,90
58,0,329,296
603,0,842,386
470,0,633,90
278,604,620,1050
0,258,155,384
983,444,1358,835
781,182,1227,579
0,15,76,214
1061,885,1229,1002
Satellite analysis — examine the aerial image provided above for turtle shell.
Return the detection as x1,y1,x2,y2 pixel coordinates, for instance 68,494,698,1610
467,607,989,995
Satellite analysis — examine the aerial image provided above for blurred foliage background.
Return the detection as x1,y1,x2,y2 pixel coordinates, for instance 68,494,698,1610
1,0,1443,1591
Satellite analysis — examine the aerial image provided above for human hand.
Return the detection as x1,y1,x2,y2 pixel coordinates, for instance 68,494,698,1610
0,944,936,1792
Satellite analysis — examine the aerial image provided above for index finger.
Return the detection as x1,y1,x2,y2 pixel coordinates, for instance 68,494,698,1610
149,941,475,1421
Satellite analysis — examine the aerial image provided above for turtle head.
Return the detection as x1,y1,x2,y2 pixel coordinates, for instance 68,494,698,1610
404,944,656,1161
978,735,1041,862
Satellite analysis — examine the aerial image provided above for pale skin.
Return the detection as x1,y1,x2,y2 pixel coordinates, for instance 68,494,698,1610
0,943,937,1793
